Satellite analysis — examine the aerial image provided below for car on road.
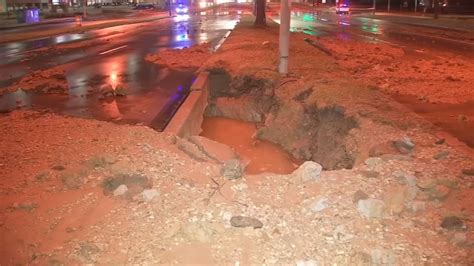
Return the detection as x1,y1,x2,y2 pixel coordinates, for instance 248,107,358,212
175,3,189,15
336,1,350,14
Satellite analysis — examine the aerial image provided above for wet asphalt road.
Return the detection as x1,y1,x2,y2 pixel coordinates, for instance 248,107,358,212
0,12,240,129
269,10,474,56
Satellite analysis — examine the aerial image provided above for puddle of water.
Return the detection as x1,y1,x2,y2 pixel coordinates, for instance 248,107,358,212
393,94,474,148
200,117,301,175
0,60,195,131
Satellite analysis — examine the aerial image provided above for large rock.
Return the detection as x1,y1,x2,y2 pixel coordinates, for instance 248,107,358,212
393,137,415,154
221,159,243,180
441,216,465,230
291,161,323,182
309,198,329,212
230,216,263,229
188,136,239,163
113,184,128,196
357,198,385,218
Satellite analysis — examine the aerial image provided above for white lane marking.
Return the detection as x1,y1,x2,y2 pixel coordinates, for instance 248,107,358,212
99,45,128,55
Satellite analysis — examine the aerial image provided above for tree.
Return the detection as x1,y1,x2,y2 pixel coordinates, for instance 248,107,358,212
254,0,266,26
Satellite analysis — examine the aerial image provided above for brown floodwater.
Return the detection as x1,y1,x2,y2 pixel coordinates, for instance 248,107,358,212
201,117,301,175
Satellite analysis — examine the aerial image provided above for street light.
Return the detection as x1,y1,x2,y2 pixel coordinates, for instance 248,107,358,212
372,0,376,15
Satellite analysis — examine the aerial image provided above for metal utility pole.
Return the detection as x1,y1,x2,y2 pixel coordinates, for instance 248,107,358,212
372,0,376,14
415,0,418,13
387,0,390,12
279,0,290,74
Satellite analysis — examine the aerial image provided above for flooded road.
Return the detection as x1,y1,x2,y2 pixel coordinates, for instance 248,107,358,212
0,13,240,130
201,117,301,175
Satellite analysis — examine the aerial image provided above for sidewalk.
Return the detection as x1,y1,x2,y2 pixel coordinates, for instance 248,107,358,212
0,12,170,44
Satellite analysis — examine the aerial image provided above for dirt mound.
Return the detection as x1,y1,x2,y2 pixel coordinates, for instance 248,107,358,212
2,68,69,96
145,42,212,70
318,36,474,104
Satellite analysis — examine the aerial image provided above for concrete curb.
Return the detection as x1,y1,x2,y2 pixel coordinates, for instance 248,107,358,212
164,71,210,138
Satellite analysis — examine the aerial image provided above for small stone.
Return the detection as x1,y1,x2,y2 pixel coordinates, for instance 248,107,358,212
417,179,437,190
408,201,426,213
462,168,474,176
364,157,384,171
333,225,354,242
435,138,445,145
291,161,323,182
113,184,128,196
230,216,263,229
393,137,415,154
358,170,380,179
353,190,369,203
65,227,78,233
100,84,114,97
441,216,465,230
433,150,449,160
61,172,84,190
221,159,243,180
296,260,318,266
114,85,128,96
357,198,385,219
142,189,159,201
13,202,38,211
427,184,450,200
309,198,329,213
452,232,467,245
52,165,65,171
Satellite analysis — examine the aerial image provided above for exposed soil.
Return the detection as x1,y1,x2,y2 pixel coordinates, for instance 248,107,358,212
315,33,474,104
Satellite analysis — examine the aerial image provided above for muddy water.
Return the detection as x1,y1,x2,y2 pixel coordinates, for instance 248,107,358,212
393,95,474,148
200,117,301,175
